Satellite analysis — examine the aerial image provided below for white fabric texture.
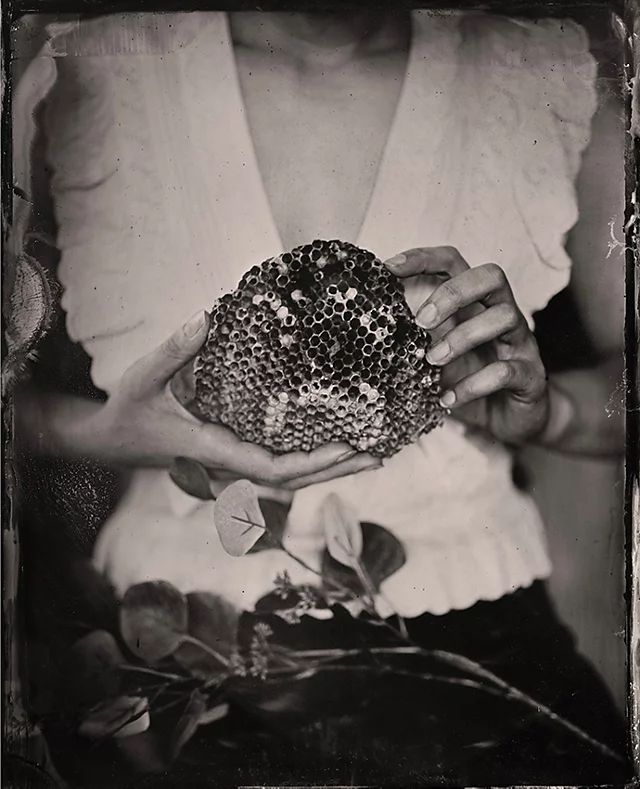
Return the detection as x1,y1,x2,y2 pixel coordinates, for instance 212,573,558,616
16,11,598,617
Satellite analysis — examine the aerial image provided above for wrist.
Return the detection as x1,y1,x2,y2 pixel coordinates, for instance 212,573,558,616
532,382,576,451
14,388,81,457
40,392,111,461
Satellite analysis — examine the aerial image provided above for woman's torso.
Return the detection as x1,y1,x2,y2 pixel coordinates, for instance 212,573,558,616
19,10,598,616
228,12,411,250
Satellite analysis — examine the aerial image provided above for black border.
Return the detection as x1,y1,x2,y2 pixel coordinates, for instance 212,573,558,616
2,2,638,787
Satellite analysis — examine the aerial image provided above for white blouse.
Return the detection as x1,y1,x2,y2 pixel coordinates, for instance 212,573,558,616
14,11,598,616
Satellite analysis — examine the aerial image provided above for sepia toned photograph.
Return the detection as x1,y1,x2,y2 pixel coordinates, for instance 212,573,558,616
4,1,638,787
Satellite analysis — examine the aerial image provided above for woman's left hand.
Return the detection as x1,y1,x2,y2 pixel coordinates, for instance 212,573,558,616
384,246,550,446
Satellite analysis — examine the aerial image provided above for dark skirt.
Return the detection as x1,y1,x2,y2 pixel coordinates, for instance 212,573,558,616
131,580,631,789
22,481,631,788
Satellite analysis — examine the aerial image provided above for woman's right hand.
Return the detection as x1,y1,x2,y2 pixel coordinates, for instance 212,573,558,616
95,311,381,490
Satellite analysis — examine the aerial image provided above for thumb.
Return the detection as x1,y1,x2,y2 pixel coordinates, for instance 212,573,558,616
130,311,210,394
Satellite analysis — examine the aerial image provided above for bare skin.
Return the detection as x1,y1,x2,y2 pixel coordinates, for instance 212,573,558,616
15,12,625,492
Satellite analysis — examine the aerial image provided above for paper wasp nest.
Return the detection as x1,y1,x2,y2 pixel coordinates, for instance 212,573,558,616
194,240,445,459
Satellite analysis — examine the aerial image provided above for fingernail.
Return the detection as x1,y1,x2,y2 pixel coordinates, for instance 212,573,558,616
185,311,207,338
384,253,406,269
362,458,383,471
417,303,438,329
336,449,357,462
440,390,456,408
426,341,449,365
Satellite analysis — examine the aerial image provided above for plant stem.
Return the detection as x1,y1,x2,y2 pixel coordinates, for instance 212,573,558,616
272,643,624,764
261,653,623,763
241,518,384,617
180,635,231,669
312,623,627,765
353,557,378,611
396,615,409,640
289,645,423,660
279,544,322,578
277,541,383,618
428,650,624,763
262,662,505,699
147,695,192,718
223,491,625,765
118,665,186,683
147,682,170,706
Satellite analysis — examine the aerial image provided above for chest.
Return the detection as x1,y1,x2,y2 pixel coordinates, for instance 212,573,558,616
234,49,408,250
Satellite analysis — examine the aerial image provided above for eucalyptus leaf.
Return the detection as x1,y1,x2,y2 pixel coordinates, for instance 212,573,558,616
213,480,266,556
170,689,207,761
322,522,405,600
79,696,149,740
320,493,363,568
199,702,230,726
66,557,119,632
174,593,240,679
248,497,291,553
63,630,125,712
120,581,188,662
358,522,406,588
169,457,215,500
187,592,239,651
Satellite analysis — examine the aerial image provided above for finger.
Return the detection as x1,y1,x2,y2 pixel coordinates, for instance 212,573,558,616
426,303,527,366
258,443,377,486
205,446,380,491
126,311,209,397
282,453,383,491
208,475,294,503
415,263,517,331
170,362,197,409
383,246,471,279
197,430,364,486
440,360,546,409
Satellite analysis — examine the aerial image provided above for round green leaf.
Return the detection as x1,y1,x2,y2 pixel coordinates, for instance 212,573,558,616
174,592,240,679
247,496,291,553
120,582,188,662
213,480,265,556
62,630,125,712
320,493,363,568
358,522,406,588
169,457,215,500
322,522,406,600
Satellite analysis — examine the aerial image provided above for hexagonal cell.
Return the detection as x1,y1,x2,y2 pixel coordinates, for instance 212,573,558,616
193,240,445,457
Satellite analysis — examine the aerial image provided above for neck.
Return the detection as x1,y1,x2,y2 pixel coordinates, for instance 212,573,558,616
228,11,410,66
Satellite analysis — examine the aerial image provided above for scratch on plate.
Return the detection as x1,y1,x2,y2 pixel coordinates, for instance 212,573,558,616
604,376,627,418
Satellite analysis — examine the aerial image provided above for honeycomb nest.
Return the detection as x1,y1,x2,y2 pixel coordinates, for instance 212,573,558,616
193,240,445,458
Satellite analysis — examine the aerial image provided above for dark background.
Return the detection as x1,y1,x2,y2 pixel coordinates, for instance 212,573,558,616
4,3,636,787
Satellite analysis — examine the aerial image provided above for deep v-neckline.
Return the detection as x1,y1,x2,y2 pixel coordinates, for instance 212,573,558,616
357,12,463,262
220,12,419,256
177,10,462,293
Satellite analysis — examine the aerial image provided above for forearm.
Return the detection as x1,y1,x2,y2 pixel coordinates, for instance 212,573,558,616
13,387,114,463
534,356,625,457
14,383,217,470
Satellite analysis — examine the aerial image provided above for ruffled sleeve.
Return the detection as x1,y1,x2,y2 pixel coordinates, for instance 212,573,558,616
522,19,599,176
43,48,151,394
452,15,598,323
513,18,598,271
17,15,209,395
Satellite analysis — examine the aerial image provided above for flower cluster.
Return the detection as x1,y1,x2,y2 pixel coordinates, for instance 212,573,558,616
272,572,327,624
249,623,273,680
